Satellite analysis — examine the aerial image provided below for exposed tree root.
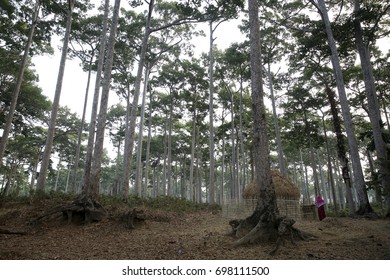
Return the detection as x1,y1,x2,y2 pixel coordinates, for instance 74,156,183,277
0,228,27,235
230,214,317,255
354,204,379,219
31,195,107,225
121,208,145,229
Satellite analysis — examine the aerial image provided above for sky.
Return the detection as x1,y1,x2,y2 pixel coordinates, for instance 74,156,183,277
31,2,244,121
31,0,390,131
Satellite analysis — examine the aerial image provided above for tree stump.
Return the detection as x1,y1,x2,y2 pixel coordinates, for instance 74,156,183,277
122,208,145,229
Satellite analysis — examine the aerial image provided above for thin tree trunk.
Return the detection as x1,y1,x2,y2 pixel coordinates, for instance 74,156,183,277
380,93,390,132
314,0,372,214
65,166,71,192
230,94,238,200
304,158,311,202
322,114,338,213
71,55,94,193
82,0,110,191
189,109,196,201
113,139,121,196
152,166,157,198
88,0,121,199
144,93,153,197
366,149,381,206
300,149,310,203
29,151,40,191
122,0,154,198
156,166,160,196
134,65,150,196
166,94,173,196
239,76,247,194
292,162,298,187
302,107,320,197
195,125,202,203
181,158,186,199
161,112,168,196
266,63,286,176
208,21,216,204
0,0,40,162
353,0,390,216
220,108,227,204
37,0,75,191
334,158,345,209
55,160,61,192
326,85,356,212
310,144,320,197
317,153,328,206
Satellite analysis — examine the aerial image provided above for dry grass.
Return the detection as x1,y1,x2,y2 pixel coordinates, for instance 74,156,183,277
243,170,300,200
0,199,389,260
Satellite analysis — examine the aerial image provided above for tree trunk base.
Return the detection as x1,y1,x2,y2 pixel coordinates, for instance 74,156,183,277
31,195,107,225
229,210,317,255
354,204,379,219
121,208,145,229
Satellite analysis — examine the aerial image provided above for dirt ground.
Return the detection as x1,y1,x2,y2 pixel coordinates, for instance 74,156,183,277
0,199,389,260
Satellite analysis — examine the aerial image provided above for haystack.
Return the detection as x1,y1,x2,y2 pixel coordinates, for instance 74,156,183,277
243,170,300,200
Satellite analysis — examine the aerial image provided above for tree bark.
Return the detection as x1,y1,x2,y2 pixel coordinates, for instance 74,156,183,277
302,108,320,197
220,107,227,203
353,0,390,216
313,0,372,214
232,0,279,247
145,93,154,197
82,0,110,192
167,91,173,196
88,0,121,199
189,106,197,201
208,21,216,204
317,153,328,206
325,85,356,212
230,91,238,200
161,110,168,196
0,0,40,163
37,0,75,191
195,125,202,202
239,71,247,194
122,0,154,198
321,113,338,213
71,55,94,193
266,63,286,176
134,65,150,197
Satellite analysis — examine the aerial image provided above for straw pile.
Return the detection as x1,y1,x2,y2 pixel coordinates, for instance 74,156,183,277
243,170,300,200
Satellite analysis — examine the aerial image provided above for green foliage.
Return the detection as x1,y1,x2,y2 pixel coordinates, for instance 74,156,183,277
326,205,350,217
133,195,208,212
145,195,208,212
370,202,387,218
106,104,127,147
32,189,75,201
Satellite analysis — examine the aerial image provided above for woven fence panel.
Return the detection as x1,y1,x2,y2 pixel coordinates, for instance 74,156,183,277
222,199,302,221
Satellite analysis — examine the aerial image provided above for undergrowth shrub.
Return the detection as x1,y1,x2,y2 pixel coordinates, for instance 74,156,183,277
1,190,213,214
99,195,209,213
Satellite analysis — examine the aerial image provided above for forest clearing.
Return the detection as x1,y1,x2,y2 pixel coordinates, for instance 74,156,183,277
0,197,389,260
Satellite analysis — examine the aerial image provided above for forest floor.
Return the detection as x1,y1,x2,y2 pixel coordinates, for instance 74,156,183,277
0,197,389,260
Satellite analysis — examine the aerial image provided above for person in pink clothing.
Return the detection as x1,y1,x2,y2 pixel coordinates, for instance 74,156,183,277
315,196,326,221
